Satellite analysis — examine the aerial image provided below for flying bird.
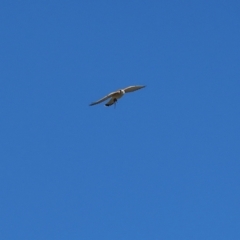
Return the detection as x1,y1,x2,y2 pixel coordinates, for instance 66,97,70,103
89,85,146,107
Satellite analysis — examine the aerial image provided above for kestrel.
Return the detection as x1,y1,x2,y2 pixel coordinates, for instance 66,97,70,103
89,85,146,107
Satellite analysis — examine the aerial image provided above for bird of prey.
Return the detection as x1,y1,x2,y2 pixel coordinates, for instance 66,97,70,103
89,85,146,107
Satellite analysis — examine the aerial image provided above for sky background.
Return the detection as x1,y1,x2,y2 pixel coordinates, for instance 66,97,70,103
0,1,240,239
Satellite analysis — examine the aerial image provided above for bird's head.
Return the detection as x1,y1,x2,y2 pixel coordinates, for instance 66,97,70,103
119,89,125,94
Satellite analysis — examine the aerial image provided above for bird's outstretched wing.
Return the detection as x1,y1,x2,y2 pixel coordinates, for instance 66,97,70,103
89,91,117,106
123,85,146,93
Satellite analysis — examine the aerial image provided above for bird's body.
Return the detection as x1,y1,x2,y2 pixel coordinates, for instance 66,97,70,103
89,86,145,107
105,89,125,106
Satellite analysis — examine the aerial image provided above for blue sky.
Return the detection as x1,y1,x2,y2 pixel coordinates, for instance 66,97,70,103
0,1,240,239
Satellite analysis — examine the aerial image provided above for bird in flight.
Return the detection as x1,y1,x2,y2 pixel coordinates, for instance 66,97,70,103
89,85,146,107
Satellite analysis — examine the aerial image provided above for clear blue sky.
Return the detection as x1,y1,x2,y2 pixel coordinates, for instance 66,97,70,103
1,1,239,239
